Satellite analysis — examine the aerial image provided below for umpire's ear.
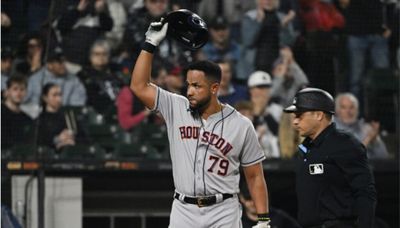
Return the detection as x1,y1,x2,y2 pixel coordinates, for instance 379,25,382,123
315,111,325,121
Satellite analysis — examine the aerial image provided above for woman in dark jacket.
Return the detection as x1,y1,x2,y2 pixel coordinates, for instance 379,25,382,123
37,83,75,149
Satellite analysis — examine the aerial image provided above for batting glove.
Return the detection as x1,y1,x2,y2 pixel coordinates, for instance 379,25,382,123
252,221,271,228
145,21,168,47
252,213,271,228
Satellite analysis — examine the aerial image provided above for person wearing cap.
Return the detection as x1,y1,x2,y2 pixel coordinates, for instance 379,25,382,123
23,48,87,118
283,87,376,228
248,71,282,158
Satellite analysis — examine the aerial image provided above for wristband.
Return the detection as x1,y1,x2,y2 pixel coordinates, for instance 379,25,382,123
142,42,156,53
257,213,270,222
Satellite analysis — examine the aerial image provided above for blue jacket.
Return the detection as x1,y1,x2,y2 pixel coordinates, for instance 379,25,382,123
24,67,87,106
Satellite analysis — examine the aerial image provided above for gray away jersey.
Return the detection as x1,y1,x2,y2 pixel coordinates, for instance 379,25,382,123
153,87,265,196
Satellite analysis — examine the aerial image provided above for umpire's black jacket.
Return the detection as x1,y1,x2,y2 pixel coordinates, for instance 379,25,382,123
296,123,376,228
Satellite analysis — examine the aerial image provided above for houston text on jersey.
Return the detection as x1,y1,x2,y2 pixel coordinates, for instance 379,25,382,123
179,126,233,156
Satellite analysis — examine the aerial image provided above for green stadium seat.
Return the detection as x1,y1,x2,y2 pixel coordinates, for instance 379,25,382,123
5,145,55,160
87,124,123,152
137,123,169,154
59,144,106,160
114,143,158,159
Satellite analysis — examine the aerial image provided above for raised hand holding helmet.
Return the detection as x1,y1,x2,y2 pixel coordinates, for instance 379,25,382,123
145,21,169,47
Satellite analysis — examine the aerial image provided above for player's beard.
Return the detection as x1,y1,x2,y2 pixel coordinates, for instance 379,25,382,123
190,93,212,115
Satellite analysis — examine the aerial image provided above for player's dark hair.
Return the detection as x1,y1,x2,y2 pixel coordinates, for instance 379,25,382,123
40,83,58,108
186,60,221,84
6,75,27,89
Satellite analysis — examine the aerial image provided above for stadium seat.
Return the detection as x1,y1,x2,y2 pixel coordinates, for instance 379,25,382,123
137,123,169,154
87,124,123,152
59,144,106,160
114,143,158,159
5,145,55,160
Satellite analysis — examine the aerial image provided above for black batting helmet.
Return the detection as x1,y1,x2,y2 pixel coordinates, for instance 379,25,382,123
164,9,208,50
284,88,335,114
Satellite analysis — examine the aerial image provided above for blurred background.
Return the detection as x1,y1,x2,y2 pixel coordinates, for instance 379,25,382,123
1,0,399,228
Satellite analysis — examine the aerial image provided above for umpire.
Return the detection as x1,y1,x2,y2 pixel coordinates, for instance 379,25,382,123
283,88,376,228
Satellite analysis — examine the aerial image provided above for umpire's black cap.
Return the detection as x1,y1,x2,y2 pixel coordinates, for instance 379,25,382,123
284,88,335,114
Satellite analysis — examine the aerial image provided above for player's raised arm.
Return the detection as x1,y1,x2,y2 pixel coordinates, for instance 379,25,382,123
130,22,168,109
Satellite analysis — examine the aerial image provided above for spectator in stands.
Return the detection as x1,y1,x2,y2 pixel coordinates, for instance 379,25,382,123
117,86,152,131
14,33,44,76
123,0,169,58
298,0,344,95
1,0,26,49
200,16,241,67
342,0,391,103
57,0,113,69
235,100,254,122
124,0,191,68
270,47,308,106
279,0,301,30
236,99,281,158
116,59,167,131
335,93,389,159
164,65,185,95
152,59,168,89
239,0,298,80
1,76,33,150
121,0,144,11
278,110,301,159
1,46,14,94
23,48,87,118
26,0,51,32
217,60,248,106
78,40,123,115
197,0,256,41
104,0,127,50
15,33,44,76
248,71,282,158
37,83,76,150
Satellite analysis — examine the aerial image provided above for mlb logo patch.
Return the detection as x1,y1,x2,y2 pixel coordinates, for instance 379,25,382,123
309,163,324,175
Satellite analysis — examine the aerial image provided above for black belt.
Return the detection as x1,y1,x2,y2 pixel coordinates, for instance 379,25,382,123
308,219,357,228
174,192,233,207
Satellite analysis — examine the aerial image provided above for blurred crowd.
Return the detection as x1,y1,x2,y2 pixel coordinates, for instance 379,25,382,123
1,0,399,160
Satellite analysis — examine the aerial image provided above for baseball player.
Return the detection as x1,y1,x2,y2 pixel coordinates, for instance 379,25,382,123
130,21,271,228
